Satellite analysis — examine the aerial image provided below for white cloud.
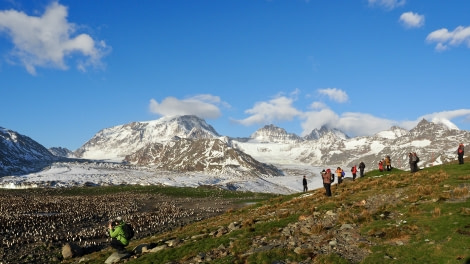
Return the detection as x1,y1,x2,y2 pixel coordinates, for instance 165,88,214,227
234,95,302,126
0,2,109,75
310,101,327,110
368,0,406,10
300,109,470,137
301,109,396,137
318,88,348,103
426,26,470,51
420,109,470,130
399,12,424,28
149,94,227,119
301,108,340,135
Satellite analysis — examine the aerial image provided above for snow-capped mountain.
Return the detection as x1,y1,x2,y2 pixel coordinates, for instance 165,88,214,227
74,115,220,161
304,125,349,140
232,119,469,172
124,137,282,176
74,115,280,176
250,124,302,143
0,127,58,176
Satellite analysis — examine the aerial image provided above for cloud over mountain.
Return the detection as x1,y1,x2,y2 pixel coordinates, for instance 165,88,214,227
149,94,228,119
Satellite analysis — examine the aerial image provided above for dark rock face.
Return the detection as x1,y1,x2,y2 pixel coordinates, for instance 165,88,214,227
0,127,58,177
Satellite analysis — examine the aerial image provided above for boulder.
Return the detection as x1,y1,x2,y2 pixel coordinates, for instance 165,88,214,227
62,242,83,259
105,251,131,264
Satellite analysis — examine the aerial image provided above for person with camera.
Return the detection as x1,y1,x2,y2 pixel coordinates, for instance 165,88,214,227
108,216,129,253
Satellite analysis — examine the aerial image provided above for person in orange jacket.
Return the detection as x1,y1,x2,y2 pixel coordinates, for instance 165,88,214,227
336,167,344,184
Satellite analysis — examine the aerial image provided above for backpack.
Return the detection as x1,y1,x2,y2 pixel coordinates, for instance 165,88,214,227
122,223,134,240
341,171,345,177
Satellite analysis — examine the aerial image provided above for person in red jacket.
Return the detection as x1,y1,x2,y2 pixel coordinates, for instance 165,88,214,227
351,165,357,181
457,143,465,164
378,160,384,172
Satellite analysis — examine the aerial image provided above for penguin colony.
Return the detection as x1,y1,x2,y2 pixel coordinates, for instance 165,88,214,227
0,189,232,263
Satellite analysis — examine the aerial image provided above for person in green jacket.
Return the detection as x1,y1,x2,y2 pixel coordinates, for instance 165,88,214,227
108,216,129,253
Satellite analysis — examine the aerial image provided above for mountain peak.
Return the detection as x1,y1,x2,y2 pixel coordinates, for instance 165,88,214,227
305,125,349,140
75,115,221,160
250,124,301,143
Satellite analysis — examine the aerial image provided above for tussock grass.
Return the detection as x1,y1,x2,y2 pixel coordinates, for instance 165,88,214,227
452,186,469,198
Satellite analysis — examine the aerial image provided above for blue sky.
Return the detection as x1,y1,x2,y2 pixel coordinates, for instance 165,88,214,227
1,0,470,150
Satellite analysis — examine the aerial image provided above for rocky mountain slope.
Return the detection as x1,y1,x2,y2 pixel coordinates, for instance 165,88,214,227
124,137,282,176
0,127,58,176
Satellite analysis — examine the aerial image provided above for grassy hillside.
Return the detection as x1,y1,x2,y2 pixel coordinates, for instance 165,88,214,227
71,160,470,264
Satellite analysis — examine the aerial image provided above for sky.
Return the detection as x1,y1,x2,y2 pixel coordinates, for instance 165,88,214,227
1,0,470,151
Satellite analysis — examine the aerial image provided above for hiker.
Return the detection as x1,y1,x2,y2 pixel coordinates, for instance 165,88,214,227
336,167,344,184
408,153,413,172
351,165,357,181
457,143,465,164
322,169,332,196
108,216,129,253
411,152,420,172
413,152,419,172
385,155,392,171
359,161,366,177
302,176,308,192
378,160,384,172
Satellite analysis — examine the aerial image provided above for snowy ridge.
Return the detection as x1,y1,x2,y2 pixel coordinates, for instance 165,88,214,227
233,119,470,173
74,115,220,161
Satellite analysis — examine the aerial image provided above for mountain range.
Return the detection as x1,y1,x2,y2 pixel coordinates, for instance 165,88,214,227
1,115,468,178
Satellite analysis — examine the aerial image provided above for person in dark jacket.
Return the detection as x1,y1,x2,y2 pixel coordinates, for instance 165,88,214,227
359,161,365,177
457,143,465,164
411,152,419,172
108,217,129,253
409,153,414,172
302,176,308,192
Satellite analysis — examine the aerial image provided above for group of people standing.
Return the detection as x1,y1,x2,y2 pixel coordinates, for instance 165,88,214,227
316,161,366,197
303,142,466,197
378,156,392,172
